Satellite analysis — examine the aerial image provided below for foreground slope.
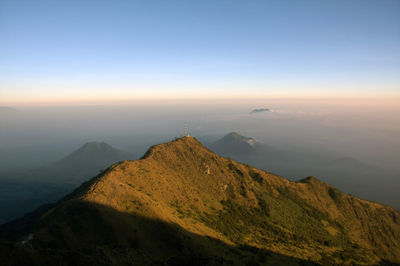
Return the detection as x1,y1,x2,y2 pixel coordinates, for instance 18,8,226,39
1,137,399,265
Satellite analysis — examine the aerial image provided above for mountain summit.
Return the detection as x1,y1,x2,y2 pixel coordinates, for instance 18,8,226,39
1,137,399,265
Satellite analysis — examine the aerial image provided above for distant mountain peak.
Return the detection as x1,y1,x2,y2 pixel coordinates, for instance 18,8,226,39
84,141,107,146
211,132,262,155
72,141,120,152
79,141,114,151
56,141,134,171
226,131,241,138
223,132,257,142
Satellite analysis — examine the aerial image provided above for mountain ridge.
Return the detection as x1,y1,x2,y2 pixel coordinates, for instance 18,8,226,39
1,136,399,265
208,132,400,210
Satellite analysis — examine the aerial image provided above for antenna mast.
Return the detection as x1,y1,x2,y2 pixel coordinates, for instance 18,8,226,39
184,122,188,137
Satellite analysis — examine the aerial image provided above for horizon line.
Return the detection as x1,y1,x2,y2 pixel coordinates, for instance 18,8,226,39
2,95,400,107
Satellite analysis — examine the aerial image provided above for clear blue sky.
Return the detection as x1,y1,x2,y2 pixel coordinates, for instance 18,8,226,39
0,0,399,104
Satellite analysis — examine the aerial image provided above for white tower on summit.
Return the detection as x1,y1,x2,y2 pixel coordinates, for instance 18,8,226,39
184,122,189,137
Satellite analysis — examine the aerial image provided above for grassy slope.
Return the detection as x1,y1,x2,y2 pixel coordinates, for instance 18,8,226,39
1,137,399,265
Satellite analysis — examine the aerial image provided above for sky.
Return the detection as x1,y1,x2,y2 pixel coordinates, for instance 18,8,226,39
0,0,399,105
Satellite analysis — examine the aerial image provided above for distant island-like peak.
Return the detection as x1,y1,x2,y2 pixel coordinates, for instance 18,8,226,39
250,108,270,114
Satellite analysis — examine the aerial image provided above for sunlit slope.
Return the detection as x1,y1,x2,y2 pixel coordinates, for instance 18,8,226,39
2,137,399,265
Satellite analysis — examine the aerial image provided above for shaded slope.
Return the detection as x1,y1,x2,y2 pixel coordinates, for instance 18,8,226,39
0,201,315,266
1,137,399,265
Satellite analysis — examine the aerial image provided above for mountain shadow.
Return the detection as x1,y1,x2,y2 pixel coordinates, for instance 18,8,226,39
0,201,321,266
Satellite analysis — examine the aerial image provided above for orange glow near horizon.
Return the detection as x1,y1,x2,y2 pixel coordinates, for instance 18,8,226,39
1,87,400,106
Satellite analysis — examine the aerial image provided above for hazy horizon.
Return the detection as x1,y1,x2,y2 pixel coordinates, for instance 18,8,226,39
1,98,399,170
